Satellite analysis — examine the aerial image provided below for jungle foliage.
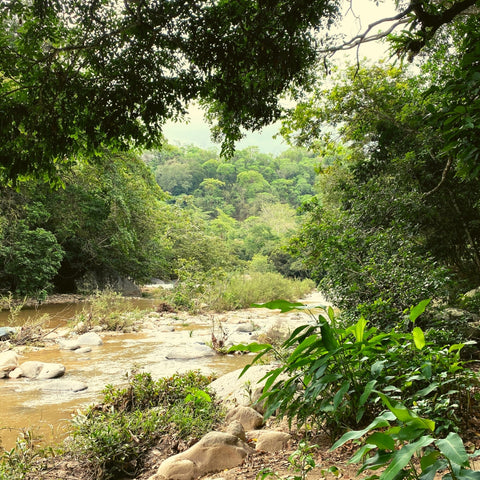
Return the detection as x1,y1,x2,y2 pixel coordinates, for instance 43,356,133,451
1,0,475,183
282,24,480,327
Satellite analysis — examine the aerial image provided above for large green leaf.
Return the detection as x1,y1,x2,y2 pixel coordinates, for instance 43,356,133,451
367,432,395,451
333,380,350,410
251,300,305,312
331,411,396,450
409,299,431,323
287,334,319,362
378,393,435,431
380,436,434,480
436,432,469,467
354,316,368,343
320,321,338,351
412,326,426,350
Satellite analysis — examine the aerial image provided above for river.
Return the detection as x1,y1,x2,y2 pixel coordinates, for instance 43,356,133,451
0,293,326,451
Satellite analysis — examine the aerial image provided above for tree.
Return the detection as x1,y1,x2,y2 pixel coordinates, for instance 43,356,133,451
1,0,475,183
284,62,480,325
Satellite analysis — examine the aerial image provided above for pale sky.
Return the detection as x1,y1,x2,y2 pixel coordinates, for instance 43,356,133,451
162,0,397,155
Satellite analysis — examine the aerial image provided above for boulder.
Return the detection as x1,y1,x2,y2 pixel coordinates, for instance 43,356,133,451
165,343,214,360
58,339,81,350
15,361,65,379
40,380,88,392
246,430,291,452
209,365,275,412
77,331,103,346
0,327,17,341
149,431,252,480
0,350,19,377
225,406,264,431
226,420,246,442
74,347,92,354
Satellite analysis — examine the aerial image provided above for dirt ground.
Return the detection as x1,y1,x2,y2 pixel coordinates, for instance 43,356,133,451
32,430,364,480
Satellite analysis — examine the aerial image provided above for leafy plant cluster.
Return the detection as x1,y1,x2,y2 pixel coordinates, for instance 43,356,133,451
163,262,314,312
69,371,222,480
69,289,144,333
0,430,50,480
333,398,480,480
234,301,479,439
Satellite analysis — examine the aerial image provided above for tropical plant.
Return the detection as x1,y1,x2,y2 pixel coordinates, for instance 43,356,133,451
232,301,479,438
332,396,480,480
70,371,221,480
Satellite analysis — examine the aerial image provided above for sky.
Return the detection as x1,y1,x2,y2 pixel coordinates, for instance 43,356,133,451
162,0,397,155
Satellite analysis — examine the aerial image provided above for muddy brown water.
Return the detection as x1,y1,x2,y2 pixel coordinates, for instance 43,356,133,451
0,300,253,451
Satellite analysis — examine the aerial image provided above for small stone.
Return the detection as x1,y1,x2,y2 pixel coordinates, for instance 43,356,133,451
74,347,92,354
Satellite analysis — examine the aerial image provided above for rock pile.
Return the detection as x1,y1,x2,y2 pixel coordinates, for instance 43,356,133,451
148,367,292,480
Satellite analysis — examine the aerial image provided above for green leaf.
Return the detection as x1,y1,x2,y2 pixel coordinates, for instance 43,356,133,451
413,326,426,350
331,411,396,451
409,299,431,323
367,432,395,451
378,393,435,431
333,380,350,410
354,316,368,342
420,450,441,470
453,470,480,480
229,343,272,353
415,382,439,398
359,380,377,408
288,334,319,362
320,321,338,351
436,432,469,467
380,436,434,480
359,451,394,472
251,300,305,312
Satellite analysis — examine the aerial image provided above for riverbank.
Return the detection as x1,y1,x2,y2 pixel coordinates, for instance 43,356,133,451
0,291,347,480
0,290,329,451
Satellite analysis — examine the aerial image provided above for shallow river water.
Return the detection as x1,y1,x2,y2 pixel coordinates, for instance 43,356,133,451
0,300,254,450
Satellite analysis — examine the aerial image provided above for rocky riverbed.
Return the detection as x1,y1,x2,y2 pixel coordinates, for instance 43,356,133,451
0,291,329,450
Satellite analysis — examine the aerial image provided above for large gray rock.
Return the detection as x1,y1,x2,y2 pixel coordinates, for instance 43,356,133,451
58,338,81,350
13,361,65,379
246,430,291,452
149,431,252,480
40,380,88,392
165,343,214,360
77,331,103,346
209,365,276,412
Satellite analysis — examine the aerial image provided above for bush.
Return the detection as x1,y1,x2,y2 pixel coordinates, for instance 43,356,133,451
70,289,143,332
70,371,222,480
233,301,479,438
168,263,315,312
206,271,315,311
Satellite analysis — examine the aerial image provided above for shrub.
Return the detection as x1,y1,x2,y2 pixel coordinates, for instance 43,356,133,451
168,264,315,312
70,371,222,480
70,289,143,332
332,396,480,480
233,301,479,438
207,272,315,311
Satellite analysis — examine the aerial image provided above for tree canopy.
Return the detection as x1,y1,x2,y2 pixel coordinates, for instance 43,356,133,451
1,0,477,182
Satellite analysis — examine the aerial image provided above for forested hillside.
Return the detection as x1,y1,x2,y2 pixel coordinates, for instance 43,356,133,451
0,146,319,298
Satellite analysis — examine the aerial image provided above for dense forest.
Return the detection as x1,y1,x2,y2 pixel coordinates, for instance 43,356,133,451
0,146,318,298
2,1,480,479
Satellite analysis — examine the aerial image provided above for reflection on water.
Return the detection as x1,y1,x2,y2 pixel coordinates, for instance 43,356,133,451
0,304,253,450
